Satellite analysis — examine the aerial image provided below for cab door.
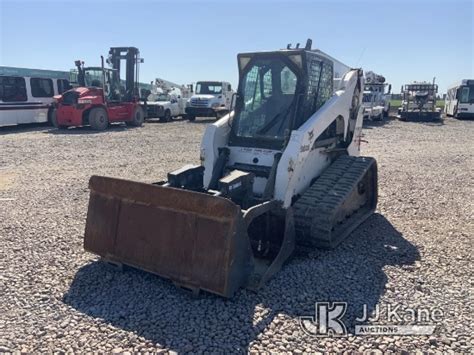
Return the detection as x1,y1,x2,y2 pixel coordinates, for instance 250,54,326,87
25,78,54,124
168,91,180,116
170,98,180,116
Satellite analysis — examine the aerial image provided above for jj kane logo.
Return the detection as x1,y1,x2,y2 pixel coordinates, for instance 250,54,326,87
300,302,348,337
300,302,443,337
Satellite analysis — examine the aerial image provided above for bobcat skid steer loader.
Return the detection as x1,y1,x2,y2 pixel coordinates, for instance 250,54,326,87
84,40,378,298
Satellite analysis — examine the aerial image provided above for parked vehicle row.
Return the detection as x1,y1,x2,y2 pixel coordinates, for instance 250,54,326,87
1,49,473,129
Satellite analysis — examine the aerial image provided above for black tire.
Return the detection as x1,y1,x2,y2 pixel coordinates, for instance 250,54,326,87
127,106,145,127
398,109,406,121
188,115,196,122
50,109,67,129
142,103,148,120
89,107,109,130
383,104,390,118
161,109,171,122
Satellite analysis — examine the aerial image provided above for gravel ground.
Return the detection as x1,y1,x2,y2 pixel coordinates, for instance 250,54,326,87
0,116,472,353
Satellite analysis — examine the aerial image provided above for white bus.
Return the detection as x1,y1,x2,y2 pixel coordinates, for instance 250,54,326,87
445,79,474,119
0,66,71,127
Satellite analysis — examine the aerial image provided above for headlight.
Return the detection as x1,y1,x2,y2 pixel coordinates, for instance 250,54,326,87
78,99,92,104
211,102,220,108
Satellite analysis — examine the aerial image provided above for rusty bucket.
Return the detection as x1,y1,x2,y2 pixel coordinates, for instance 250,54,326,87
84,176,294,297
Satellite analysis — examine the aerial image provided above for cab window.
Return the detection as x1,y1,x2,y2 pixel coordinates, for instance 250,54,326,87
233,58,298,141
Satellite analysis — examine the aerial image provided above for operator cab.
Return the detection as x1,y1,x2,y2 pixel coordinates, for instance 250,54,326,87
82,67,106,87
84,67,123,101
229,48,334,150
70,65,122,101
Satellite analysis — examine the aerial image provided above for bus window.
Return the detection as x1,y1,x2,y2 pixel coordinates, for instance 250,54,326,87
0,76,27,102
459,87,470,103
57,79,71,94
31,78,54,97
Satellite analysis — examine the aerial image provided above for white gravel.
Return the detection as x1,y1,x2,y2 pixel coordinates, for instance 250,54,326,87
0,116,472,353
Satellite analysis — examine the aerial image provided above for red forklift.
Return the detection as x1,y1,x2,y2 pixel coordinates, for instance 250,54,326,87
51,47,145,130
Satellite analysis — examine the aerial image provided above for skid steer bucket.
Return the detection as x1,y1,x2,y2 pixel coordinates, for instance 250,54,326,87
84,176,294,298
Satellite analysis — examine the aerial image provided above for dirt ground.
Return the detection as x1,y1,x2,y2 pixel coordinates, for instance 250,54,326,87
0,115,472,353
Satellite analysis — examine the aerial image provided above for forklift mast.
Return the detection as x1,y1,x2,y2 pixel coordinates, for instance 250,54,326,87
74,60,86,87
107,47,142,101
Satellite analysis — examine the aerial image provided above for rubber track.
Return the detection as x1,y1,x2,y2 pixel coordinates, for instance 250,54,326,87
293,155,377,249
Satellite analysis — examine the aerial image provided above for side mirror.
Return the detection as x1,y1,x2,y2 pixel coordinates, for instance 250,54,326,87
388,84,392,94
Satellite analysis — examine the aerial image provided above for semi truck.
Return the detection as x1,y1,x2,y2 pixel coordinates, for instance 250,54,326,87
398,79,441,121
362,71,391,120
185,80,234,121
